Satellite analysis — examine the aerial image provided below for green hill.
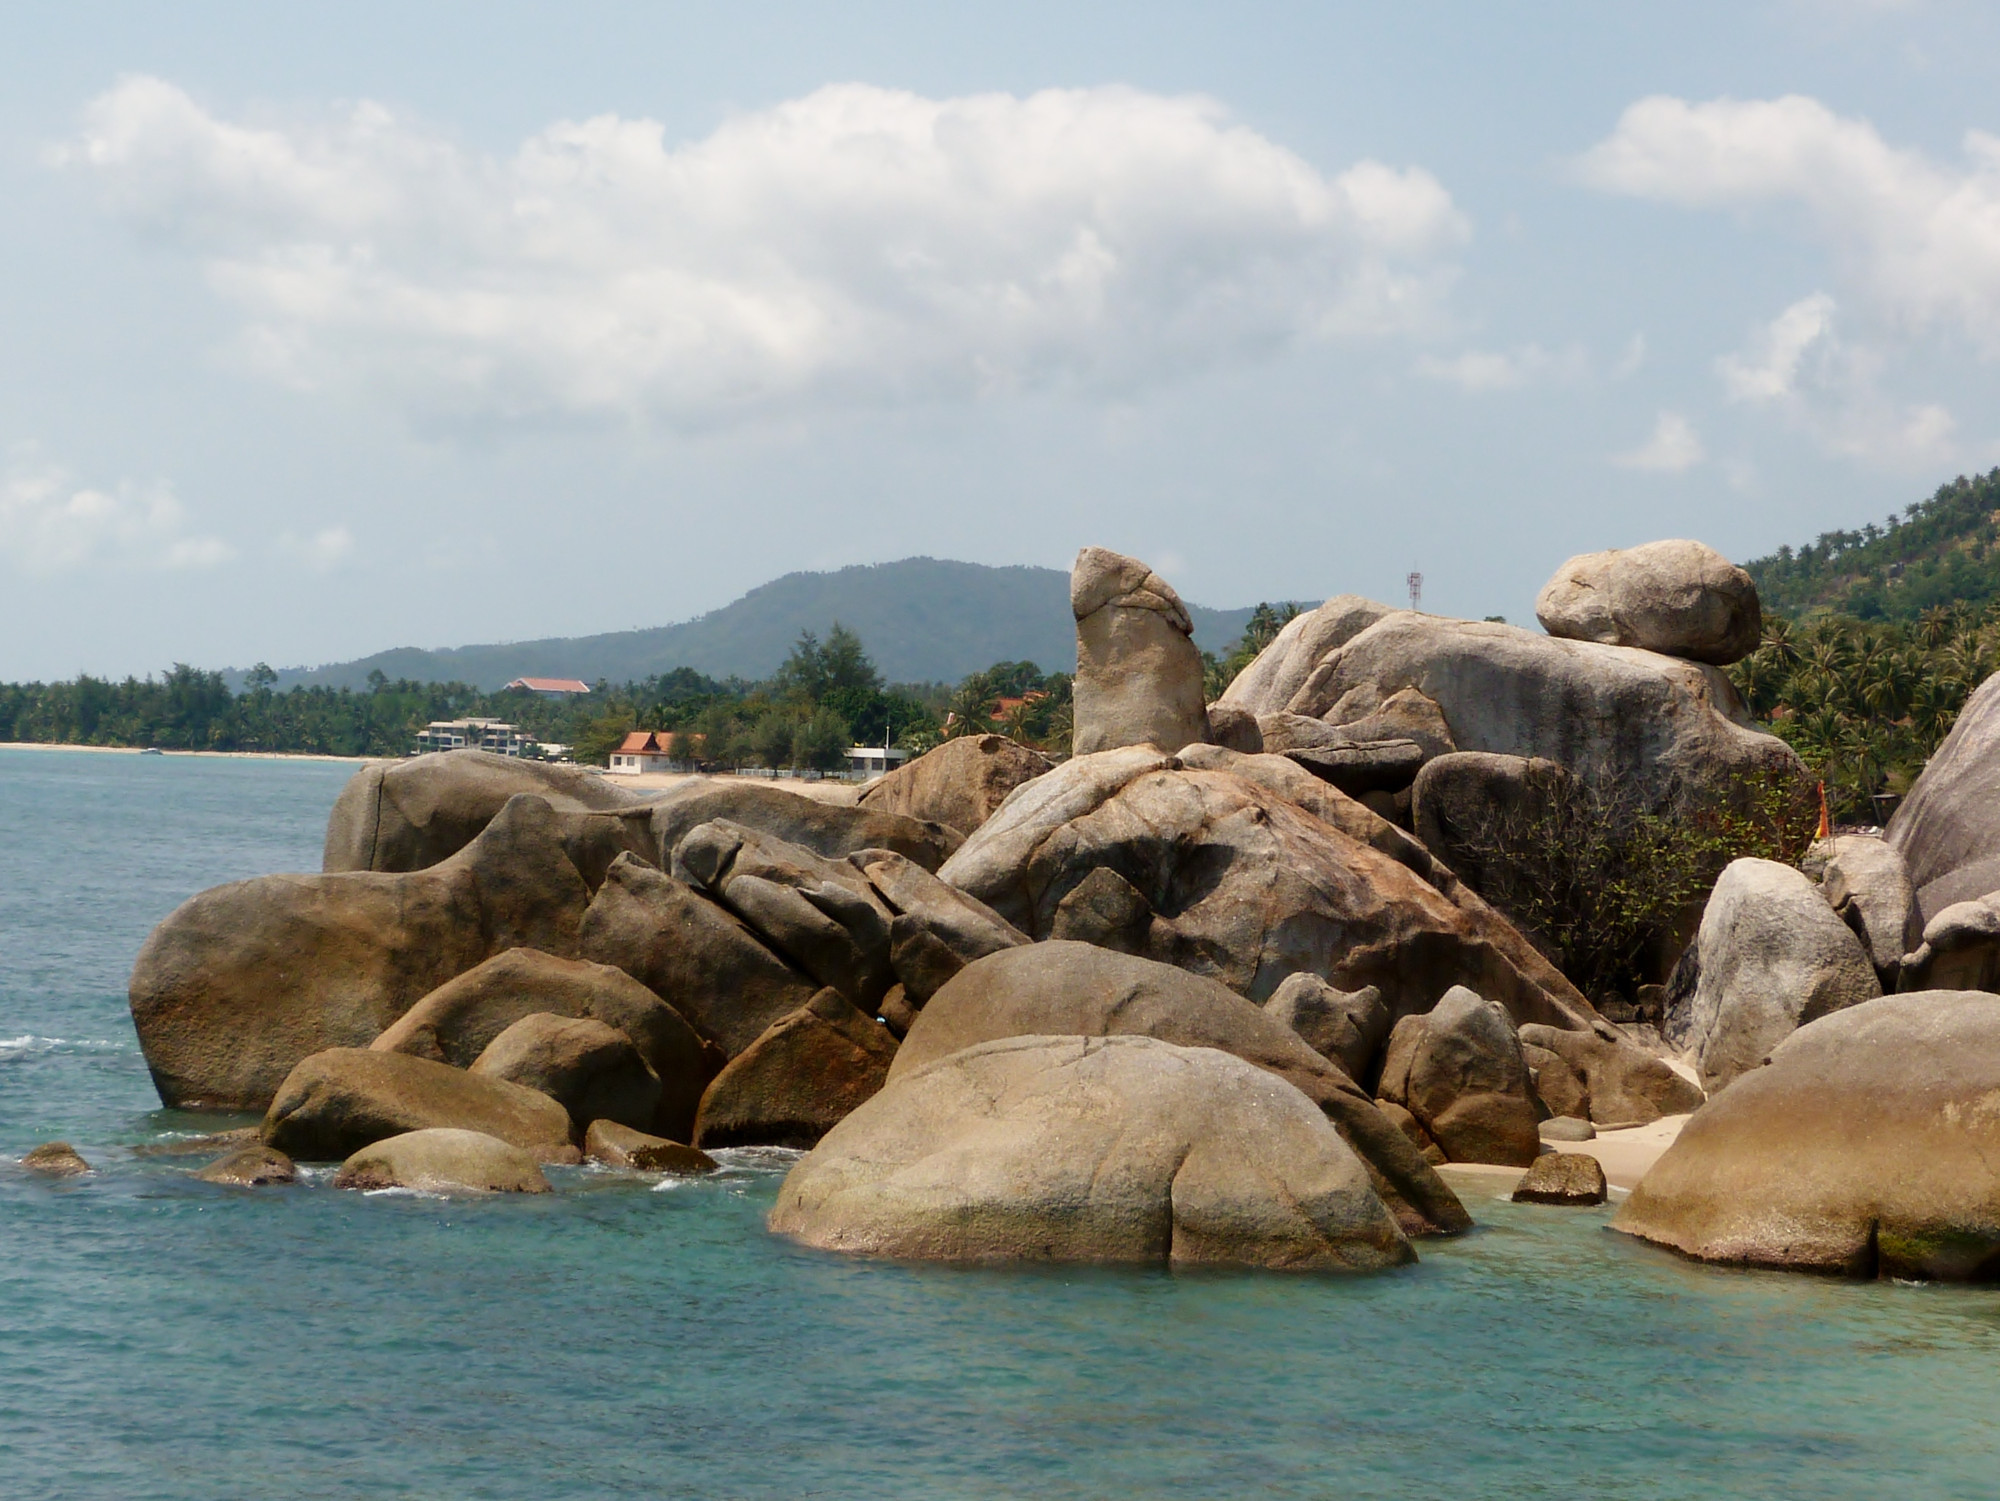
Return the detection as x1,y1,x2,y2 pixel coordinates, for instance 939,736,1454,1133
1745,468,2000,620
270,557,1258,692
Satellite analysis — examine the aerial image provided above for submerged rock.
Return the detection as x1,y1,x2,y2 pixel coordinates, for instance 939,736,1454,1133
583,1119,717,1174
770,1034,1416,1272
194,1143,297,1186
20,1141,91,1177
334,1128,550,1194
262,1048,578,1163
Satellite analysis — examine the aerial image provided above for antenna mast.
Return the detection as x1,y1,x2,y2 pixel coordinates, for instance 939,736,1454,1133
1406,570,1423,612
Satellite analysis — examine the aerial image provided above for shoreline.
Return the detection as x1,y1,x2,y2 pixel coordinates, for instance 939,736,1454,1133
0,741,378,766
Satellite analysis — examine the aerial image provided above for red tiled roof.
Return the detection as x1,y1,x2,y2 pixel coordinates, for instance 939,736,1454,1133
506,677,591,694
617,731,660,754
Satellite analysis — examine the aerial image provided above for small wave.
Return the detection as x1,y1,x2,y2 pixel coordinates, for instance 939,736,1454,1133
0,1034,129,1059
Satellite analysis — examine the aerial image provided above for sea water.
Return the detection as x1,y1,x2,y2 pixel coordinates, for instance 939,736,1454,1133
4,746,1999,1501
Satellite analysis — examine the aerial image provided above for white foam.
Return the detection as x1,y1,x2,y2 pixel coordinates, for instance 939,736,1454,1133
0,1034,127,1059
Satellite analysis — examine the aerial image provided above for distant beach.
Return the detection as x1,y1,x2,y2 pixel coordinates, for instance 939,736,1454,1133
0,742,377,766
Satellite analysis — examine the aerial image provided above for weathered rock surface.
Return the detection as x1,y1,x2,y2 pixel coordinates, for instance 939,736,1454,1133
1215,596,1396,717
261,1048,578,1162
936,750,1596,1031
1886,672,2000,920
194,1144,297,1186
1539,1115,1596,1142
1070,547,1210,756
131,795,591,1112
1614,991,2000,1278
334,1128,551,1194
649,778,960,875
1262,974,1388,1082
1377,987,1541,1166
577,855,819,1057
1282,739,1426,797
470,1013,662,1135
1899,897,2000,993
1807,834,1922,978
770,1034,1416,1272
1512,1152,1608,1206
1516,1023,1704,1126
20,1141,90,1177
1535,539,1761,665
1681,859,1880,1094
1410,752,1569,899
897,942,1468,1236
693,989,899,1150
1202,703,1264,754
1523,1043,1590,1120
856,734,1053,837
583,1119,717,1174
370,946,716,1139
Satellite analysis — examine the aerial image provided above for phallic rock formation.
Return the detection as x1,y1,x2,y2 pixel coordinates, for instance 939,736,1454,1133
261,1048,579,1163
1070,547,1210,756
897,941,1469,1237
1375,987,1541,1167
1614,991,2000,1278
470,1014,662,1136
333,1128,551,1194
1886,670,2000,920
1534,539,1761,665
692,989,899,1150
769,1034,1417,1272
856,734,1053,838
131,794,591,1112
1680,858,1879,1094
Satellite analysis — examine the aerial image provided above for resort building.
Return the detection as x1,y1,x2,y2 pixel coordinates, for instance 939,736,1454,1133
846,745,911,777
414,718,536,757
504,677,592,699
608,730,703,774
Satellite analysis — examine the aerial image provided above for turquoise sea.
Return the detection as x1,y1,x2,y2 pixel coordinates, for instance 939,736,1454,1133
4,746,2000,1500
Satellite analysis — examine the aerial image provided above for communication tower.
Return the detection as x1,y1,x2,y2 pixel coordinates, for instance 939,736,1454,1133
1406,570,1423,612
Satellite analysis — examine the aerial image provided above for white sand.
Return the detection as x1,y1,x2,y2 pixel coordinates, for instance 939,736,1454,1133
0,741,374,765
1435,1113,1690,1198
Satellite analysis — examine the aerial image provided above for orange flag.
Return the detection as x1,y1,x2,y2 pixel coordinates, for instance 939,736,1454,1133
1816,781,1831,839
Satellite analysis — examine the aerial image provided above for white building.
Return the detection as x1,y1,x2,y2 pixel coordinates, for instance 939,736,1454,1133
845,745,911,777
608,730,700,774
414,718,535,757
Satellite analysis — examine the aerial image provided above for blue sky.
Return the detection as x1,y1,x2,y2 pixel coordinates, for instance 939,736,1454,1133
4,1,1999,679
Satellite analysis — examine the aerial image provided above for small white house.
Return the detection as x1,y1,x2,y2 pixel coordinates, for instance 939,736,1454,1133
845,745,911,777
609,730,699,774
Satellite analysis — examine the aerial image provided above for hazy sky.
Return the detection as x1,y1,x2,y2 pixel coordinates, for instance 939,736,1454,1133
5,0,2000,679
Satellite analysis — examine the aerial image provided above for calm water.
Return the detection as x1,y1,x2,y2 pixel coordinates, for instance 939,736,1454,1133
4,747,1999,1500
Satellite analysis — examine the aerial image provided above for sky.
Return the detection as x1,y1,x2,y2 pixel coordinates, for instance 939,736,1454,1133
5,0,2000,680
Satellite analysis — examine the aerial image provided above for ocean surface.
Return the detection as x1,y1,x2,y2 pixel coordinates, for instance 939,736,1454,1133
4,746,2000,1500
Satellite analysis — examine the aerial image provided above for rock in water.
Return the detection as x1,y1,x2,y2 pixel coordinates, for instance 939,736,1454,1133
130,794,590,1113
856,734,1054,837
262,1048,578,1162
1682,858,1879,1094
334,1128,550,1194
769,1034,1416,1272
1262,974,1389,1082
576,855,820,1058
194,1144,297,1186
1515,1024,1703,1126
1069,546,1209,756
583,1120,717,1174
1614,991,2000,1278
693,990,899,1150
1886,671,2000,920
1534,539,1761,665
470,1014,662,1135
1512,1152,1608,1205
20,1141,91,1177
899,941,1469,1237
1376,987,1541,1166
370,946,717,1140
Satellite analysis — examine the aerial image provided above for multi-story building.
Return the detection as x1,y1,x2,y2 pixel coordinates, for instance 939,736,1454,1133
413,718,536,757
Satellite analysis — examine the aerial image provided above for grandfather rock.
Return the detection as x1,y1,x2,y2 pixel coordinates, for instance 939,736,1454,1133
770,1034,1416,1272
20,1141,90,1177
334,1128,550,1194
1512,1152,1608,1206
1682,859,1879,1094
1614,991,2000,1278
693,989,899,1150
262,1048,577,1163
1263,974,1389,1082
1517,1023,1703,1126
900,941,1469,1237
856,734,1053,837
131,794,590,1112
1535,539,1761,665
1070,546,1209,756
471,1014,661,1135
583,1119,717,1174
194,1144,297,1186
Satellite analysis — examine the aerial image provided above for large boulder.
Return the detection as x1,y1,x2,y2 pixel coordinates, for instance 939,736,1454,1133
769,1034,1416,1272
936,750,1596,1032
1534,539,1761,665
1899,897,2000,993
897,941,1469,1237
648,779,960,875
1680,859,1880,1094
1515,1023,1703,1126
1261,974,1388,1083
1376,987,1540,1166
692,989,899,1150
1614,991,2000,1278
333,1128,551,1194
1410,753,1570,900
850,849,1029,1001
470,1014,661,1135
576,855,820,1057
1070,547,1209,756
131,795,590,1112
1805,834,1922,978
261,1048,578,1162
1886,671,2000,920
1215,596,1394,718
369,946,716,1139
856,734,1053,837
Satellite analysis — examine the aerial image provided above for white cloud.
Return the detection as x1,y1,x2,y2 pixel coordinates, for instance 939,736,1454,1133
1416,342,1586,391
277,525,355,571
1578,94,2000,352
56,76,1471,428
1614,411,1705,472
1717,292,1837,400
0,447,233,573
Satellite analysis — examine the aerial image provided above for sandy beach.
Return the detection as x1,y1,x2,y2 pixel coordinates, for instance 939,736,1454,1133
1438,1114,1688,1198
0,741,376,766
